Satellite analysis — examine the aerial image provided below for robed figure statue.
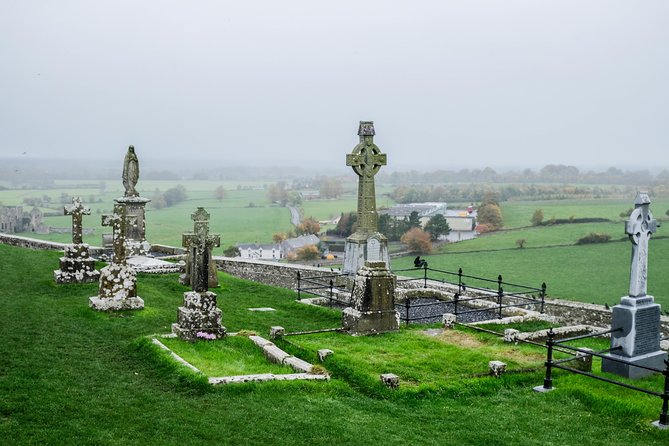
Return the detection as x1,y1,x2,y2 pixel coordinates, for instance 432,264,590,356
122,145,139,197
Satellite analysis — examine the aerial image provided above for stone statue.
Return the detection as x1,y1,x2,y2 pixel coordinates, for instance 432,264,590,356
122,145,139,197
625,191,658,297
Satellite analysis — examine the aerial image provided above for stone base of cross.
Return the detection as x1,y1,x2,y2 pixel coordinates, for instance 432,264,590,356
54,243,100,284
89,263,144,311
342,261,399,335
602,295,667,379
343,232,389,275
172,291,226,341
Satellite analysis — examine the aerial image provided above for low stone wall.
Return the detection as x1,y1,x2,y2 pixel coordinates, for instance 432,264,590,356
215,257,336,290
0,233,67,251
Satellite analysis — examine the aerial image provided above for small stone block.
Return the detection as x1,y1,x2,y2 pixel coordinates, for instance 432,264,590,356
503,329,520,343
283,356,313,373
442,313,456,329
572,348,594,372
489,360,507,377
270,326,285,339
380,373,399,389
318,349,334,362
533,385,555,393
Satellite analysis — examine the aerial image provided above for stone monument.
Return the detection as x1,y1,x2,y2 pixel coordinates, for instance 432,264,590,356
54,197,100,284
113,145,151,256
89,203,144,311
342,261,400,335
343,121,389,275
179,207,219,289
602,192,667,378
172,207,226,341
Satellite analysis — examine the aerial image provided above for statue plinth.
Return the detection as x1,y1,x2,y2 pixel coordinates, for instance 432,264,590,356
54,243,100,284
114,196,151,256
342,261,399,335
602,296,667,379
343,231,389,275
89,263,144,311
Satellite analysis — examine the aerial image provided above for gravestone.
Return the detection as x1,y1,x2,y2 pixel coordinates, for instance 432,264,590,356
179,207,219,288
113,145,151,256
172,208,226,341
342,121,390,275
602,192,667,378
54,197,100,284
342,261,400,335
89,203,144,311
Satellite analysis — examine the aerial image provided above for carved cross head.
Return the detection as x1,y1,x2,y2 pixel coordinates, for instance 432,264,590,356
626,191,658,245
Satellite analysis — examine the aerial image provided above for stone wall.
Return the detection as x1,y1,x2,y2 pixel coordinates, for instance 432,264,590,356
0,233,106,255
215,257,337,290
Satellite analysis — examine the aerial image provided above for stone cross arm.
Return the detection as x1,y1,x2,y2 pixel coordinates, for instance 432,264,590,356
64,197,91,244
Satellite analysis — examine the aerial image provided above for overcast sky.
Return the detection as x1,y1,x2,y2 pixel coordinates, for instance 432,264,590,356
1,1,667,171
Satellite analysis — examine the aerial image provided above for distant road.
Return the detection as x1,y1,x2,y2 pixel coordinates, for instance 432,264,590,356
288,206,300,226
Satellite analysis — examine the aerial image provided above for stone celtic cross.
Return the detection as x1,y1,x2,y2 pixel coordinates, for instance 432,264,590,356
625,191,658,297
346,121,387,234
64,197,90,245
182,207,220,293
102,203,137,265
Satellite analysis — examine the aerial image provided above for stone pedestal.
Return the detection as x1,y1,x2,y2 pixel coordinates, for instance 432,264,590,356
602,296,667,379
54,243,100,284
114,196,151,256
172,291,226,341
89,263,144,310
342,232,389,275
342,261,399,335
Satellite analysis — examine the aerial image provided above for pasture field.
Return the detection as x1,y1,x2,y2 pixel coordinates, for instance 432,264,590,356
1,244,667,445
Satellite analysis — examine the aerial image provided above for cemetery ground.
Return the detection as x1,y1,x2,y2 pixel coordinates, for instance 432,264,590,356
1,244,668,445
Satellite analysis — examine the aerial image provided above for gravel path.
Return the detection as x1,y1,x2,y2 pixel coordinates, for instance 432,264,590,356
395,298,499,325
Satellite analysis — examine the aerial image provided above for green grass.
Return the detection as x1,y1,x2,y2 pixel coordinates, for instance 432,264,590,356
393,237,669,308
2,244,669,445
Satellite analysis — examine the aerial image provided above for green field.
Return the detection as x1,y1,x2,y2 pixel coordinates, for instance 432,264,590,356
1,244,668,445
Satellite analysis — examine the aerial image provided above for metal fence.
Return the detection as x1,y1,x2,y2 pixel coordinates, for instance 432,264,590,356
537,328,669,428
392,265,546,324
295,271,350,307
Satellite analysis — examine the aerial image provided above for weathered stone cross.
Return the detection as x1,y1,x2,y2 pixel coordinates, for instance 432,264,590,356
346,121,387,234
102,203,137,265
182,207,220,293
625,191,658,297
64,196,90,245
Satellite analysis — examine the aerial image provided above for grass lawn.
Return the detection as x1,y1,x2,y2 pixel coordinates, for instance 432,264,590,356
1,244,669,445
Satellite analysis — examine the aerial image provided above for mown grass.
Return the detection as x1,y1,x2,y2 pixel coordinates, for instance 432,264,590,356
2,243,669,445
393,237,669,308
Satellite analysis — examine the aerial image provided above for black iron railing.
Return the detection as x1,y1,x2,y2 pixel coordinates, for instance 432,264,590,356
295,271,349,307
537,328,669,427
393,265,546,324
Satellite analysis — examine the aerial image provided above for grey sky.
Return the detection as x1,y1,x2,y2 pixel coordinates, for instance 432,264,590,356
1,1,667,170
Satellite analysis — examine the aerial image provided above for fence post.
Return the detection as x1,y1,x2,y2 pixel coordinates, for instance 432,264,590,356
405,298,411,326
497,275,503,319
659,359,669,426
454,293,459,316
329,279,334,307
543,328,555,390
540,282,547,314
423,263,428,288
297,271,301,300
458,268,463,293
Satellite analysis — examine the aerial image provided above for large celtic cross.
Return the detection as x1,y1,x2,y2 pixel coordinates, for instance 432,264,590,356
64,196,90,245
182,207,220,292
625,192,658,297
346,121,387,234
102,203,137,264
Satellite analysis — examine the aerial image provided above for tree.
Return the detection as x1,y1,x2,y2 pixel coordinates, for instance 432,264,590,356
296,217,320,236
530,209,544,226
214,185,227,201
408,211,421,229
516,239,526,249
319,178,344,199
272,232,288,244
294,244,320,261
424,214,451,241
477,203,503,230
619,208,633,219
333,212,357,237
223,245,240,257
400,227,432,254
163,185,187,207
267,182,288,206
